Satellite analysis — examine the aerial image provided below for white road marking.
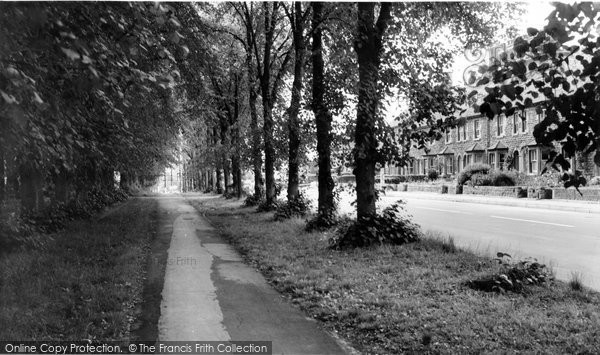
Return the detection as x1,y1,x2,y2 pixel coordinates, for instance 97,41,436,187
414,206,473,214
490,215,575,228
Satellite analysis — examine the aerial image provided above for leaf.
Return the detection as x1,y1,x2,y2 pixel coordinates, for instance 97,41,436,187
169,17,181,27
61,47,80,61
0,90,18,104
527,28,539,37
32,92,43,105
81,55,93,64
170,31,183,44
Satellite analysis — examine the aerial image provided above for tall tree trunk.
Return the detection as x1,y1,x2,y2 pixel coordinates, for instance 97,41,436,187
54,169,71,204
248,71,263,199
312,2,336,218
261,3,276,205
0,147,5,204
223,157,230,194
354,2,392,219
286,2,305,201
20,163,44,212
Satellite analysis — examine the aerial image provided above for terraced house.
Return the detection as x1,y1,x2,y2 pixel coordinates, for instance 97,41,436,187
386,41,600,180
388,106,600,179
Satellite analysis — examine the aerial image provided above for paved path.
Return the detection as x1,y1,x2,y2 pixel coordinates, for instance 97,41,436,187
156,196,347,354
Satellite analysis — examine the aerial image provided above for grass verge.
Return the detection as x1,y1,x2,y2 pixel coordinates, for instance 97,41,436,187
192,196,600,354
0,198,158,341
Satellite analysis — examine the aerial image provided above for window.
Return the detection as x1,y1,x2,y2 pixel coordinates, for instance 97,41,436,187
457,155,462,172
447,156,454,174
524,110,533,133
499,152,506,170
488,153,496,168
461,124,467,141
474,119,481,139
445,129,451,143
537,109,544,123
408,160,415,175
528,149,538,174
475,153,483,163
512,113,519,135
497,114,505,136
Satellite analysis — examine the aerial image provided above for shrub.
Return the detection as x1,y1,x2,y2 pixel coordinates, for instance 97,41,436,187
588,176,600,186
457,163,491,185
243,194,263,207
407,175,427,183
385,176,404,184
274,193,312,220
470,173,492,186
305,211,339,232
329,201,421,249
491,171,516,186
257,199,279,212
427,169,439,181
467,252,553,293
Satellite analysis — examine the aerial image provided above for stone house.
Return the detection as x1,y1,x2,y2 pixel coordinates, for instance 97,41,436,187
385,107,599,178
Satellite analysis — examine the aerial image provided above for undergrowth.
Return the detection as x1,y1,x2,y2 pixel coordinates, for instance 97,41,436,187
330,201,421,249
467,252,554,293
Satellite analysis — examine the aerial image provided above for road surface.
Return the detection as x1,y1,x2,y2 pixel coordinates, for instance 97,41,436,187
303,187,600,291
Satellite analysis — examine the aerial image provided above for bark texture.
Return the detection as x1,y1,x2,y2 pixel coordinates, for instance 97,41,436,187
312,2,336,218
354,2,392,219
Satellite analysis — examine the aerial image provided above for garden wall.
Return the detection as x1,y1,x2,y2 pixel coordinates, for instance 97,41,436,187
462,186,519,197
552,187,600,201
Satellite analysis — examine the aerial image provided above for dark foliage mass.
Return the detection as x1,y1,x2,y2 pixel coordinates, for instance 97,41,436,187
330,202,421,249
468,252,554,293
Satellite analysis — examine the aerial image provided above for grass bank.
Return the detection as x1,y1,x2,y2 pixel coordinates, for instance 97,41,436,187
192,196,600,354
0,198,158,341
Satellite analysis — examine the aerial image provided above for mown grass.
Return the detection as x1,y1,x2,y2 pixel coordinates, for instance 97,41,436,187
0,198,158,341
192,196,600,354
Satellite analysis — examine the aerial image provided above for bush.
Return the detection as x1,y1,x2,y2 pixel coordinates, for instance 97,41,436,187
329,201,421,249
457,163,491,185
588,176,600,186
491,171,516,186
256,199,279,212
385,176,403,184
467,252,553,294
427,169,439,181
407,175,427,183
243,194,263,207
470,173,492,186
274,193,312,220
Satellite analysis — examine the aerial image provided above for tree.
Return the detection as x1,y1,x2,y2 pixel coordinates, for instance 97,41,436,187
283,2,309,201
310,2,337,224
353,2,392,219
348,2,525,219
476,2,600,189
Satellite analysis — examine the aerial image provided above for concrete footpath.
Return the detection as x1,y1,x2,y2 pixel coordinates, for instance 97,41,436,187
384,190,600,214
156,197,348,354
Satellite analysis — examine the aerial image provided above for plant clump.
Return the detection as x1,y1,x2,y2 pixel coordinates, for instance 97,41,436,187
243,194,264,207
329,201,421,249
427,169,439,181
467,252,554,293
273,192,312,220
457,163,491,185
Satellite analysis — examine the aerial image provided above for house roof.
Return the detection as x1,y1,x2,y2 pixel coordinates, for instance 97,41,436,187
488,141,509,150
438,146,455,155
465,143,485,152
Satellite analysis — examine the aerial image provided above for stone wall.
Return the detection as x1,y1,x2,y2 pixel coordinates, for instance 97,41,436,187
552,187,600,201
462,185,519,197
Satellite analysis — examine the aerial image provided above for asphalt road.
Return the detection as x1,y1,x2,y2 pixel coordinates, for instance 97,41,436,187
303,187,600,291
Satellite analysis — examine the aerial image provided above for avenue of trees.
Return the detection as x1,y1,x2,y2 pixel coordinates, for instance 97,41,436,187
3,2,597,243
